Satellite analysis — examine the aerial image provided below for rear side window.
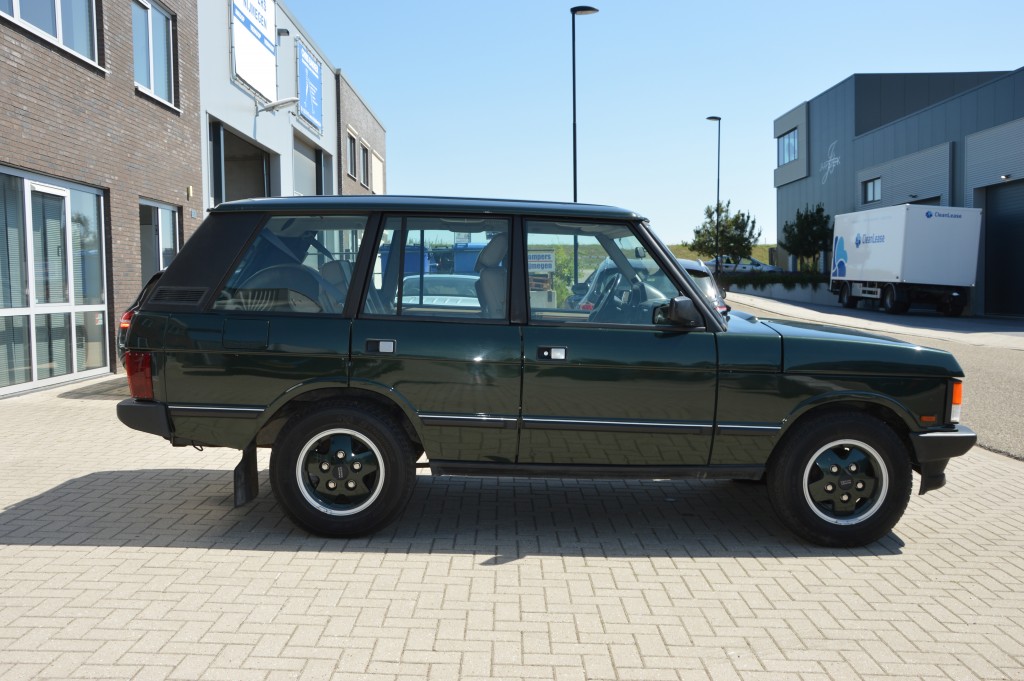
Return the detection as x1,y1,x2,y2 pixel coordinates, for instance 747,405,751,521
361,215,510,320
213,214,368,314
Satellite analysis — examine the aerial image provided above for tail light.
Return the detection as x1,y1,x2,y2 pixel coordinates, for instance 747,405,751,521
125,350,154,400
581,302,594,311
119,309,134,330
950,380,963,424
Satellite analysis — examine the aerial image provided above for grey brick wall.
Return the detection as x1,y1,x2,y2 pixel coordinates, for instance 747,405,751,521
337,70,386,196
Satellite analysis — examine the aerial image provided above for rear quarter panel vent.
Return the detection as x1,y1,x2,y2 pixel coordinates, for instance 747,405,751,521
149,287,208,306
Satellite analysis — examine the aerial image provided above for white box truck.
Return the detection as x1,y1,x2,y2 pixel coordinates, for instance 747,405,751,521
830,204,982,316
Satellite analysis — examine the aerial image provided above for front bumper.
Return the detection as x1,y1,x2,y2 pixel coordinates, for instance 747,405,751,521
910,425,977,494
117,399,172,440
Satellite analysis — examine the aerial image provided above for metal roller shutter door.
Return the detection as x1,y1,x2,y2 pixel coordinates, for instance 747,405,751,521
985,180,1024,316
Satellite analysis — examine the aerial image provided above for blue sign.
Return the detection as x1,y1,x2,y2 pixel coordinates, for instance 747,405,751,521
297,42,322,131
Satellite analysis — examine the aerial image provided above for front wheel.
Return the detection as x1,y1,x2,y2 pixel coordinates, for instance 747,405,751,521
767,413,912,547
270,403,417,537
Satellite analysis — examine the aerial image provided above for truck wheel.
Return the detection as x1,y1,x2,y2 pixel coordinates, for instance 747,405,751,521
767,413,912,547
881,285,898,314
269,403,417,537
838,283,857,309
881,284,910,314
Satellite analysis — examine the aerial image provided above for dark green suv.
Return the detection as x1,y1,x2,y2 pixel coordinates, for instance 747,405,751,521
118,196,975,547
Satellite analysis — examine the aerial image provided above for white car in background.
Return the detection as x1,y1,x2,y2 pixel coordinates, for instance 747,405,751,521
704,255,782,273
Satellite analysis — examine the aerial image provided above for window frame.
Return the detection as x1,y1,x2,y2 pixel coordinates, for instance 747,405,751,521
0,0,99,64
360,144,370,188
346,134,358,179
863,177,881,204
777,128,798,167
132,0,176,106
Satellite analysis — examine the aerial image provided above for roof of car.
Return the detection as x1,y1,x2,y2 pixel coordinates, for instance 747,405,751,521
211,195,644,220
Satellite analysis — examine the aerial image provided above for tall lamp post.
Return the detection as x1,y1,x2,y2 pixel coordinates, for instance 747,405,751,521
571,5,598,203
707,115,722,275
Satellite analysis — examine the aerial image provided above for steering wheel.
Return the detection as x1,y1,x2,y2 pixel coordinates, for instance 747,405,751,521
588,272,624,323
239,264,337,313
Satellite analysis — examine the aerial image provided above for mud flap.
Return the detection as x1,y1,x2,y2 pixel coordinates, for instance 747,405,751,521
233,444,259,506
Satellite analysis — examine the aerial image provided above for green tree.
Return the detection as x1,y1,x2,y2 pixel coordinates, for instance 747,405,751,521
689,200,760,264
780,203,832,272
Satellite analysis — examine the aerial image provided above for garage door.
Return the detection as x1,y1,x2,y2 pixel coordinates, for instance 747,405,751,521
985,179,1024,316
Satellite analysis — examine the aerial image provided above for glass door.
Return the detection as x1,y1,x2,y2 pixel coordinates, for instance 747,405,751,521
0,172,107,396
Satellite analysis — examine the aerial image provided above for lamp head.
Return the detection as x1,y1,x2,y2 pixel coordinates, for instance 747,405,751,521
706,115,721,122
571,6,599,15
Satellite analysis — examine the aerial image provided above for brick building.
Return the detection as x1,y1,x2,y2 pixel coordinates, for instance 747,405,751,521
1,0,203,395
1,0,387,395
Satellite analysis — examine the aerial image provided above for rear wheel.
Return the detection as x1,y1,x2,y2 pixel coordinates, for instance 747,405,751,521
881,284,910,314
838,283,857,309
767,413,912,547
270,403,417,537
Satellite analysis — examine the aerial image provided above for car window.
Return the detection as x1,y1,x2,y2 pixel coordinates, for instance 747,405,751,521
525,219,679,326
361,216,510,320
212,214,368,314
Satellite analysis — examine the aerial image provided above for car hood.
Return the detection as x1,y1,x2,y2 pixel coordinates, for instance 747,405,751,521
729,313,964,378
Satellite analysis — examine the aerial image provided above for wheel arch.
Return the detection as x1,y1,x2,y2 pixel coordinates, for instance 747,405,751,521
770,396,914,468
255,384,424,457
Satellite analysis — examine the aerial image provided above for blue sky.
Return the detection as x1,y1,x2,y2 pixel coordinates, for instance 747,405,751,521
284,0,1022,245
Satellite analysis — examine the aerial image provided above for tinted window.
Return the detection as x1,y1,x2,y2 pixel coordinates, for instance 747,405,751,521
213,214,368,314
526,220,679,326
361,216,510,320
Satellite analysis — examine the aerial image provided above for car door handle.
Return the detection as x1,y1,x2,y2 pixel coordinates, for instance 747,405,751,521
537,346,567,360
366,339,396,353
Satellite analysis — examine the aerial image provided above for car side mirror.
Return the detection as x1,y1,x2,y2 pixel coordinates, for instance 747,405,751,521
571,283,589,295
654,295,702,328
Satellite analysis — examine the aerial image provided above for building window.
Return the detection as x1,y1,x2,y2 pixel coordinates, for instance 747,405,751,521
139,202,178,283
1,0,97,61
863,177,881,204
360,145,370,188
347,135,357,178
777,128,798,167
132,0,175,104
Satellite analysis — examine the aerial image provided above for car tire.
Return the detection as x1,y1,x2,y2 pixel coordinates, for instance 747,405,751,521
270,403,417,537
838,283,857,309
766,413,912,547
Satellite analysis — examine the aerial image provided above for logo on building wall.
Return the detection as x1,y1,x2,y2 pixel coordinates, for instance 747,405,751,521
819,141,840,185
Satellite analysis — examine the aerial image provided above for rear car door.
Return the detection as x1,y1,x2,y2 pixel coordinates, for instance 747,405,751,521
350,214,521,463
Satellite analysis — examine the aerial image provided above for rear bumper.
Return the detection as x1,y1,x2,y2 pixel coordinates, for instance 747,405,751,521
910,425,977,494
117,399,172,440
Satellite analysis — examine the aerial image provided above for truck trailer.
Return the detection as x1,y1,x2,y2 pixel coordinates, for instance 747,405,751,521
830,204,982,316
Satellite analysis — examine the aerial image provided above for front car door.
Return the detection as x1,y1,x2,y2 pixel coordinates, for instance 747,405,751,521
519,218,717,468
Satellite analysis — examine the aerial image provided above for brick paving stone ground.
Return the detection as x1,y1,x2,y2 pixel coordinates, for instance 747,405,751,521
1,376,1022,680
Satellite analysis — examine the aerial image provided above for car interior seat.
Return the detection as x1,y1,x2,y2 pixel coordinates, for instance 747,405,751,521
474,233,509,319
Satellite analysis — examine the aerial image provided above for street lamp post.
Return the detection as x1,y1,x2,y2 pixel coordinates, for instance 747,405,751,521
707,115,722,275
571,5,598,203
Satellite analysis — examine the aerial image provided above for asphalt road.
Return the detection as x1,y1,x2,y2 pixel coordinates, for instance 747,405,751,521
727,293,1024,460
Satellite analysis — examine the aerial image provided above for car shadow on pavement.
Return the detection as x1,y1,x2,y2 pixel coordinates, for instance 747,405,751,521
56,377,129,400
0,468,905,561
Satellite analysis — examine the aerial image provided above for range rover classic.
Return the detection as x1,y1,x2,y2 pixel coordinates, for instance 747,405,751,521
117,196,976,547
